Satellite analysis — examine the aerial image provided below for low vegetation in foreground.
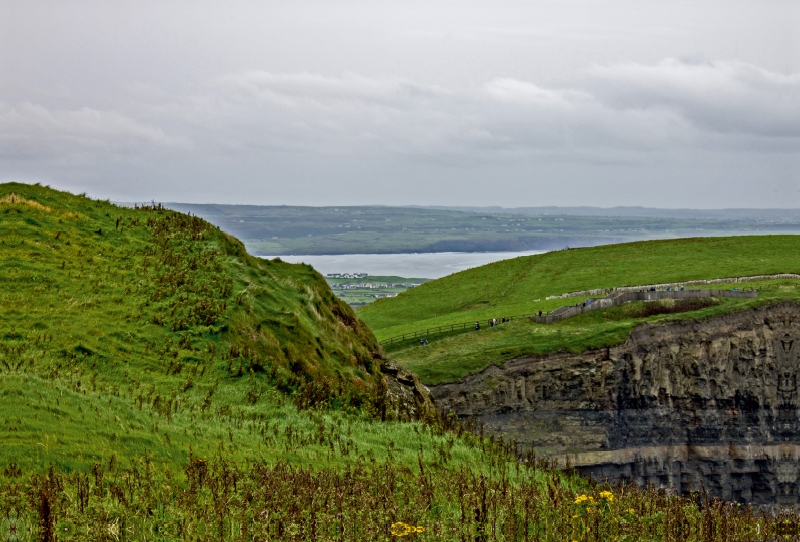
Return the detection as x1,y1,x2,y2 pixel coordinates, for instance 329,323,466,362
4,453,794,541
0,183,791,540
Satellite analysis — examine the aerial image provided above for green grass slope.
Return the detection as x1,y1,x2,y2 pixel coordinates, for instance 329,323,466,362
359,235,800,339
0,182,438,473
388,285,800,384
358,236,800,384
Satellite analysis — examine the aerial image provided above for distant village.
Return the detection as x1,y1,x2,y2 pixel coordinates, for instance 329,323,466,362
325,273,419,299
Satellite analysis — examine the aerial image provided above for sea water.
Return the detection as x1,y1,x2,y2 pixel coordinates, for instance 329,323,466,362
263,251,546,279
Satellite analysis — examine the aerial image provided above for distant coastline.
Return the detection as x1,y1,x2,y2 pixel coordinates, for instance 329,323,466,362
262,250,547,279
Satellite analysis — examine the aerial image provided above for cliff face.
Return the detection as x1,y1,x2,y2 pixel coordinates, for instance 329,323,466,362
430,302,800,504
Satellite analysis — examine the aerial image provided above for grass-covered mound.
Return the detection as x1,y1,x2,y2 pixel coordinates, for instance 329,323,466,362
0,182,410,471
359,236,800,384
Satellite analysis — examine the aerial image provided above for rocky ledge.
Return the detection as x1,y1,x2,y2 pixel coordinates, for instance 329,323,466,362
429,302,800,504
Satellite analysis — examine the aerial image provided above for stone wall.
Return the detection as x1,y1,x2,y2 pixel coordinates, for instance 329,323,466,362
544,273,800,301
533,288,757,324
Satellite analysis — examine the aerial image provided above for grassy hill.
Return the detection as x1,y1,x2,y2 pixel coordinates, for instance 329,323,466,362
0,184,778,539
359,236,800,383
0,182,408,470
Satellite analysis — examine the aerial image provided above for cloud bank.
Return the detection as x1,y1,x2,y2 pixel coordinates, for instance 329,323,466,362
2,0,797,207
6,59,795,161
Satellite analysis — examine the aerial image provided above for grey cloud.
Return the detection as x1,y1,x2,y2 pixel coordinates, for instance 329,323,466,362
216,71,451,105
201,62,800,161
587,59,800,138
0,101,189,159
484,78,590,108
3,59,797,170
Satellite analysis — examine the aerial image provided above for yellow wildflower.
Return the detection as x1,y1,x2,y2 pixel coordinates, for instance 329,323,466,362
390,522,412,537
390,522,424,537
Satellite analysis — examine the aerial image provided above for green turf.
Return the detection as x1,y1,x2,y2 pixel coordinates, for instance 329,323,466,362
385,284,800,384
359,235,800,339
358,236,800,383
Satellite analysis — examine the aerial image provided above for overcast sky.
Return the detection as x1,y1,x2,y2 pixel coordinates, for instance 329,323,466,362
2,1,799,207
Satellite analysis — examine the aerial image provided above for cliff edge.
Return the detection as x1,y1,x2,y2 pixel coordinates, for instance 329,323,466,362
431,302,800,504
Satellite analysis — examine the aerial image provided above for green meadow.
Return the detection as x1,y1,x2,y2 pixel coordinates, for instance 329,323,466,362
384,283,800,384
358,236,800,383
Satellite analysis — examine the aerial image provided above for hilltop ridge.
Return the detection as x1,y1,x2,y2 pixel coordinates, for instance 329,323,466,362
360,235,800,339
0,182,427,471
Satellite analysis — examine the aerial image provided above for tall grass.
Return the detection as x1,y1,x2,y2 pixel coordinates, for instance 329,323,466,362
2,451,788,541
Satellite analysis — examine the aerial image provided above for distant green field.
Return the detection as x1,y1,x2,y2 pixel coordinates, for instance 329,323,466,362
359,236,800,338
357,236,800,383
166,202,800,255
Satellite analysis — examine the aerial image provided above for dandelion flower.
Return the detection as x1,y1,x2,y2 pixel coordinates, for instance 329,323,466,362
599,491,614,502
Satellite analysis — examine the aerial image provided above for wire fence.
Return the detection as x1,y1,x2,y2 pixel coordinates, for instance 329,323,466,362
380,312,550,346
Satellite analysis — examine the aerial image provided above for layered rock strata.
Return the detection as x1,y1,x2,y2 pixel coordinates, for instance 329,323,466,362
430,302,800,504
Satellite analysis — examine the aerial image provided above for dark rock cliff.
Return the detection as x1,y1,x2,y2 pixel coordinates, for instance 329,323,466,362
430,302,800,504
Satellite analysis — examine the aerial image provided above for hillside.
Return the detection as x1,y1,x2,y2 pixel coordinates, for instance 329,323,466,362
0,182,431,472
359,236,800,383
0,184,783,539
